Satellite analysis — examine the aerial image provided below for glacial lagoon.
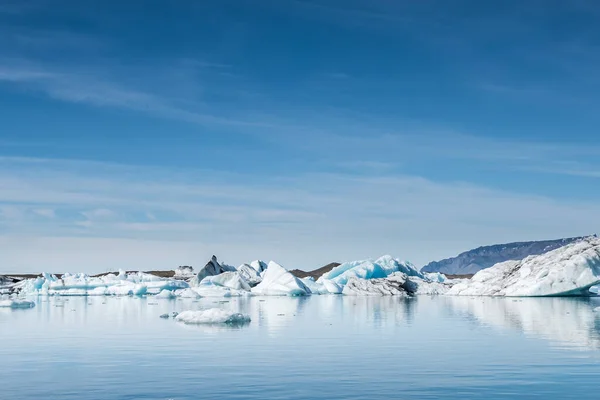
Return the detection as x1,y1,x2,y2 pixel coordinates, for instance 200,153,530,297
2,295,600,400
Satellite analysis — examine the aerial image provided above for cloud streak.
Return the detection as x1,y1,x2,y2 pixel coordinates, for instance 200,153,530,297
0,156,598,273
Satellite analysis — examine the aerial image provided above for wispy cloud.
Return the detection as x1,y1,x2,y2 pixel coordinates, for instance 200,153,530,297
0,156,598,272
0,62,272,128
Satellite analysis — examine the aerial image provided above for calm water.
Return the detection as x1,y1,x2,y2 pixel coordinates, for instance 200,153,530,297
2,295,600,399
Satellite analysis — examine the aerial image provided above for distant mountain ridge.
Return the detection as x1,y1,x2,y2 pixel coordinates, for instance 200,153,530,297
421,236,589,275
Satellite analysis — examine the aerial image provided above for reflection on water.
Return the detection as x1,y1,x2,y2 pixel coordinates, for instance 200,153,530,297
443,296,600,351
2,295,600,400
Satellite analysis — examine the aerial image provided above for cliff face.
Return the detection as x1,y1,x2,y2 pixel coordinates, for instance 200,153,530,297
421,237,587,275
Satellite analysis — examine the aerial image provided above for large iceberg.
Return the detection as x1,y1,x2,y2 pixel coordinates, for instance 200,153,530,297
175,309,251,325
447,237,600,297
252,261,311,296
318,255,423,286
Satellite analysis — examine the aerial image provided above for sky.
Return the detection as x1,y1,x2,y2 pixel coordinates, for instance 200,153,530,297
1,0,600,273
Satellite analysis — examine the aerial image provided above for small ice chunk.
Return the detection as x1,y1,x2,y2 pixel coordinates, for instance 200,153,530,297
156,289,176,299
174,288,200,298
175,309,251,324
0,299,35,309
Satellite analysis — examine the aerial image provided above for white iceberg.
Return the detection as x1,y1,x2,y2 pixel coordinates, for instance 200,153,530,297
175,308,251,324
155,289,176,298
249,260,268,274
251,261,311,296
14,270,188,296
173,266,195,279
447,237,600,297
300,277,330,295
200,272,251,291
0,299,35,308
174,288,200,298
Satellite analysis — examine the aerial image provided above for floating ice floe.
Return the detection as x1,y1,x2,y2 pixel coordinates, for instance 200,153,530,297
174,288,200,298
160,311,179,319
156,289,176,299
192,271,253,297
447,237,600,297
14,271,188,296
175,308,251,324
252,262,311,296
0,299,35,308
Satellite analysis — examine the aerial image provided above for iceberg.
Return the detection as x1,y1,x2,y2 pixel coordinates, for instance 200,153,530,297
342,273,414,296
447,237,600,297
300,277,330,295
249,260,268,274
0,299,35,309
14,271,188,296
200,272,251,291
237,264,262,287
251,261,311,296
318,255,423,286
155,289,176,298
190,256,236,285
173,266,195,280
175,308,251,324
174,288,200,298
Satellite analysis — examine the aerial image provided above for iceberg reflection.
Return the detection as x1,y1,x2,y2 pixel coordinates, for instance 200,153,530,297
445,296,600,350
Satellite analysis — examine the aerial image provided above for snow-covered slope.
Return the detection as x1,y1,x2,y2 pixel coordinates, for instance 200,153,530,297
422,237,586,275
447,237,600,296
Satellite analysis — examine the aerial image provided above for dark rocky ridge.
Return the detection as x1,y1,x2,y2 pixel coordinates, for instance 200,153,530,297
290,262,341,279
421,236,588,275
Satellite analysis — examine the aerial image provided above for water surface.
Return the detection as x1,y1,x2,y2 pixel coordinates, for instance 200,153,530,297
2,295,600,399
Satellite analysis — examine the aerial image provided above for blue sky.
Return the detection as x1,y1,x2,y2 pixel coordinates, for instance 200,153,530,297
1,0,600,273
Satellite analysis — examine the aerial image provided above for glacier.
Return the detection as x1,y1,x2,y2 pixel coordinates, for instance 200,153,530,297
447,237,600,297
251,261,311,296
175,309,251,325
